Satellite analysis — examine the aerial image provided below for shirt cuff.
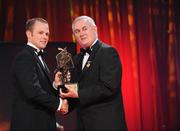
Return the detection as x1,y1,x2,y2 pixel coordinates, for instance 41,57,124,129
53,81,58,90
76,83,79,92
57,98,62,111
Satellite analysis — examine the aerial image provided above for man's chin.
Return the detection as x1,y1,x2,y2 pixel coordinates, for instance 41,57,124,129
40,44,47,49
79,42,90,48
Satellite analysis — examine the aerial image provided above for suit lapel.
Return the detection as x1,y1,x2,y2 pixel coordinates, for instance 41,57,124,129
78,40,102,81
76,54,84,75
43,62,50,75
25,45,51,81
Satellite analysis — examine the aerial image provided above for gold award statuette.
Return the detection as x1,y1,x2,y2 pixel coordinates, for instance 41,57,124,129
56,48,74,92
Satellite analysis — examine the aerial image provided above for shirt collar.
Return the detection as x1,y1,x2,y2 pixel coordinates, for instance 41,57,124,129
27,42,43,53
90,38,98,50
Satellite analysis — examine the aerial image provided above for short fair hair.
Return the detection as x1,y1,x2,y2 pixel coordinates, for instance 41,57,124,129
26,18,48,31
72,16,96,31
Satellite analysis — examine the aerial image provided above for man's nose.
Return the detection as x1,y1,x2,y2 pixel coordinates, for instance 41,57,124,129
79,30,85,37
43,33,49,38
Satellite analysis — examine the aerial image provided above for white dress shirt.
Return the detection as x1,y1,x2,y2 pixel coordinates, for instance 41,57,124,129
82,39,98,69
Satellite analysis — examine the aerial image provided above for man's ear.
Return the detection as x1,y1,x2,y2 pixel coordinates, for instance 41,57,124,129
26,30,31,38
93,26,97,32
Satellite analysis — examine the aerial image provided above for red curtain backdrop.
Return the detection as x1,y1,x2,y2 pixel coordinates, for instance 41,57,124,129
0,0,179,130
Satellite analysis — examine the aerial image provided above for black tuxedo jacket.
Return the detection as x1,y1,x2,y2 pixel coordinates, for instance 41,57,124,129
10,45,59,130
71,40,127,130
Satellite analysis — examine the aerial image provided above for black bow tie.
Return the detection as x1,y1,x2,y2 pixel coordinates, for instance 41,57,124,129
80,48,92,55
37,50,44,56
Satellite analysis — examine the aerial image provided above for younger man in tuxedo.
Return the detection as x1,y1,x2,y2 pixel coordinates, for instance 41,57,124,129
10,18,68,130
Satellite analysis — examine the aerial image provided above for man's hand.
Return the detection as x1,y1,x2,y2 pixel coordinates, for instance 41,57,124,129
59,99,68,115
60,84,79,98
54,71,62,88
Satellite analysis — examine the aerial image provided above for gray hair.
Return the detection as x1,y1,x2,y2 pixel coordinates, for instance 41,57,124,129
72,16,96,30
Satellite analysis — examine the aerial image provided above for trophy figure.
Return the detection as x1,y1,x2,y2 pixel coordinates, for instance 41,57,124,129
56,48,74,92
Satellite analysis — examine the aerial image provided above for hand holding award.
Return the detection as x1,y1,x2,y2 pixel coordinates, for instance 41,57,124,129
55,48,74,92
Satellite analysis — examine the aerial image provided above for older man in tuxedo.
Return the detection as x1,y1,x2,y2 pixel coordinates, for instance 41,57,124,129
60,16,127,131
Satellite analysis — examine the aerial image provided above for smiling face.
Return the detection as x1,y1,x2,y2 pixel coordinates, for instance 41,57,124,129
26,21,49,50
72,18,97,48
